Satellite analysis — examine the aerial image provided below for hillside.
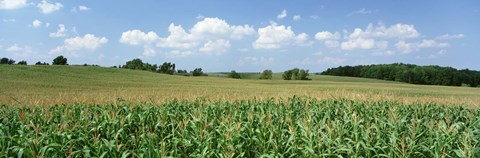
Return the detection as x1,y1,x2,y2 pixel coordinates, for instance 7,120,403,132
1,65,480,106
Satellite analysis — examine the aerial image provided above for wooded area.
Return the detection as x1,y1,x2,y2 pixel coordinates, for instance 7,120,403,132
321,63,480,87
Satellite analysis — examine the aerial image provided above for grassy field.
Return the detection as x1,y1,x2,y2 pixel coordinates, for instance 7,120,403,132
1,65,480,106
1,65,480,157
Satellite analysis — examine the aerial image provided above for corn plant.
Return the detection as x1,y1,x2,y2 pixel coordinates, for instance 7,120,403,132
0,97,479,157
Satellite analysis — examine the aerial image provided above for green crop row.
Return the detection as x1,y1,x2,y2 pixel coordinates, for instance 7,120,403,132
1,97,479,157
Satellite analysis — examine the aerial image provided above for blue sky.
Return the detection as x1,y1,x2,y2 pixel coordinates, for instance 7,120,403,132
1,0,479,72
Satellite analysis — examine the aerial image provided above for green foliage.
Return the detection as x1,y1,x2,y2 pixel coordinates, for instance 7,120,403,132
123,58,145,70
177,69,188,74
282,70,292,80
1,57,15,64
227,70,241,79
322,63,480,87
157,62,175,75
35,61,49,65
17,60,27,65
192,68,205,76
1,98,479,157
283,68,310,80
122,58,158,72
259,69,273,79
144,63,158,72
52,56,67,65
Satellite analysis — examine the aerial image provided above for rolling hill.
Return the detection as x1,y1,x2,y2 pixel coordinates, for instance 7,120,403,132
1,65,479,106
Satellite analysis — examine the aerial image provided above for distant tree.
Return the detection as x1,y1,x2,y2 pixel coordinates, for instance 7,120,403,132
123,58,144,70
0,58,8,64
259,69,273,79
177,69,188,73
1,58,15,64
17,60,27,65
282,70,293,80
52,56,68,65
291,68,300,80
228,70,241,79
144,63,158,72
158,62,176,75
283,68,310,80
192,68,204,76
298,69,310,80
35,61,49,65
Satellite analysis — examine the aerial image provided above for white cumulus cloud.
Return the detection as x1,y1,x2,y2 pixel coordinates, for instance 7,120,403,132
37,0,63,14
341,37,376,50
253,23,310,49
120,17,255,57
230,25,256,40
315,31,341,40
190,17,255,40
32,19,42,28
157,23,198,49
157,18,254,49
395,39,449,54
120,30,159,45
199,39,231,55
0,0,27,10
337,23,420,51
49,24,66,37
315,31,341,48
394,41,416,54
346,23,420,40
50,34,108,54
79,5,90,11
277,9,287,19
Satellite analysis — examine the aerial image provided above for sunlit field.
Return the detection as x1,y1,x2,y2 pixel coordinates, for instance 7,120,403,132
1,65,480,157
1,65,479,106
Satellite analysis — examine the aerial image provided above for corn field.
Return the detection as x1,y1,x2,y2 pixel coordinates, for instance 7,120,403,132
1,97,479,157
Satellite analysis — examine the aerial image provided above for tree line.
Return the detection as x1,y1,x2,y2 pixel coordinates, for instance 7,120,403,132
1,56,68,65
223,68,310,80
321,63,480,87
2,56,314,80
120,58,206,76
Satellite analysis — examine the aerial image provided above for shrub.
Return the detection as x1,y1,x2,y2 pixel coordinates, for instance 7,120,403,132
283,68,310,80
192,68,204,76
228,70,241,79
259,69,273,79
52,56,68,65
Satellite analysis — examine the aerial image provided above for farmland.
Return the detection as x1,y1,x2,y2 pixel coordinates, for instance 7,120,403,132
1,65,479,106
2,98,480,157
1,65,480,157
